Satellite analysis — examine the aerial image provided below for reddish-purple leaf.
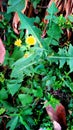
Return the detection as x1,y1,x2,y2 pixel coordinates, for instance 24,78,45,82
0,38,6,64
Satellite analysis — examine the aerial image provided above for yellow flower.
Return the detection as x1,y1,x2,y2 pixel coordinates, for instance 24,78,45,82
24,53,29,58
14,39,22,47
25,36,36,46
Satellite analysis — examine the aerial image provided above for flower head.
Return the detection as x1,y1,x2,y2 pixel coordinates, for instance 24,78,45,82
25,35,36,46
14,39,22,47
24,53,29,58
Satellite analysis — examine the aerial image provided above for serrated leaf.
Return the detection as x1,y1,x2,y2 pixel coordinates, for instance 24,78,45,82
67,44,73,72
58,48,67,68
7,0,25,13
68,44,73,56
59,59,66,68
48,45,73,72
6,116,18,130
18,94,33,106
64,80,73,92
47,2,58,15
11,54,37,78
20,116,30,130
67,59,73,72
18,12,42,46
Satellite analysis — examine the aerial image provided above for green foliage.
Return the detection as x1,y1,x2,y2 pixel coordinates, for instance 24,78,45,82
68,15,73,22
0,108,5,115
11,54,38,78
0,88,8,100
47,44,73,73
6,116,19,130
18,94,33,106
7,79,21,96
44,94,59,109
0,1,73,129
7,0,25,13
31,0,41,8
47,2,58,15
18,12,42,46
47,23,62,45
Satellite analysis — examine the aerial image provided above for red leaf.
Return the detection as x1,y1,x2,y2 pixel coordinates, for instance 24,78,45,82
53,121,61,130
0,38,6,64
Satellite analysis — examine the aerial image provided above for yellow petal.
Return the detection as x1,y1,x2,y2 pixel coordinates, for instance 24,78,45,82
25,36,36,46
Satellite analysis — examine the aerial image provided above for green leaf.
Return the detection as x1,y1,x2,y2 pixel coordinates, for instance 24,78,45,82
58,48,67,68
6,116,18,130
2,101,17,113
33,87,43,98
0,73,4,83
11,54,37,78
44,94,59,109
7,80,21,96
18,12,42,46
47,45,73,72
59,59,66,68
67,59,73,72
47,23,62,45
46,76,56,87
64,80,73,92
11,47,24,61
0,88,8,100
68,44,73,56
31,0,41,8
18,94,33,106
47,23,62,41
0,108,5,115
67,44,73,72
47,2,58,15
7,0,25,13
20,116,30,130
22,108,32,115
68,15,73,22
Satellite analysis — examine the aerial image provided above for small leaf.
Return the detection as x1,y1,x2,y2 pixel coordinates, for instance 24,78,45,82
68,15,73,22
11,47,24,60
47,23,62,41
58,48,67,68
18,94,33,106
7,0,25,13
20,116,30,130
47,2,58,15
31,0,41,8
64,80,73,92
0,88,8,100
6,116,18,130
68,44,73,56
33,87,43,98
22,108,32,115
7,80,21,96
0,108,5,115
